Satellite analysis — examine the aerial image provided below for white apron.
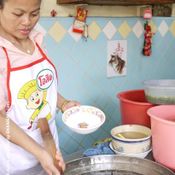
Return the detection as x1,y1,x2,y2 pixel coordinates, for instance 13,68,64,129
0,43,59,174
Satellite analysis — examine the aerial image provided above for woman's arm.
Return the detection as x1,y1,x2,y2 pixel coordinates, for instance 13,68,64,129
57,93,68,111
37,118,65,174
57,93,80,113
0,109,60,175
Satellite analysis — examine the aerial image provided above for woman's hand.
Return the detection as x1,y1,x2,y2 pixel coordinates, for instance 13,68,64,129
37,149,61,175
61,100,80,113
37,118,64,175
57,93,80,113
54,151,66,174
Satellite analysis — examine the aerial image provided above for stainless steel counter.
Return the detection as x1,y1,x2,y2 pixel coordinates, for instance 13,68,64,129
64,154,175,175
12,150,154,175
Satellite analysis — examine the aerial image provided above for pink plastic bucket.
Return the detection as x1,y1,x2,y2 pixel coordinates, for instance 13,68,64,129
147,105,175,171
117,89,155,128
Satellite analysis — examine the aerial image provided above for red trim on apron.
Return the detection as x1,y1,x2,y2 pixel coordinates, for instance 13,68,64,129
36,43,58,80
11,58,45,71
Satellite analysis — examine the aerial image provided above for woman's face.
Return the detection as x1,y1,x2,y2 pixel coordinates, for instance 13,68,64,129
0,0,41,39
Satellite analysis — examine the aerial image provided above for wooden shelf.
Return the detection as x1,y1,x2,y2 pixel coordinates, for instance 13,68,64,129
57,0,175,5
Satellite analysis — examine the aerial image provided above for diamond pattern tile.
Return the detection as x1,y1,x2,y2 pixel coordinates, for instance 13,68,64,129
118,21,131,38
132,21,144,38
48,22,66,42
170,21,175,36
88,21,101,40
103,21,117,40
158,20,169,37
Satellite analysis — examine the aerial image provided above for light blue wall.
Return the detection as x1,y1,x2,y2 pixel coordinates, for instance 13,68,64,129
39,17,175,157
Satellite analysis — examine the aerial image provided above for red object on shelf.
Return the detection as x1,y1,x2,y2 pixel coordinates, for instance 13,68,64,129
73,7,88,34
144,8,152,19
50,9,57,17
117,89,155,128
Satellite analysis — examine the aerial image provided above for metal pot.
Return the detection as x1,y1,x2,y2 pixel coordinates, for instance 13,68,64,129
65,155,175,175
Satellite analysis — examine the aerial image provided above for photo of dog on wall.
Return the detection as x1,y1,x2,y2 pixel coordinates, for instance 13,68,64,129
107,40,127,77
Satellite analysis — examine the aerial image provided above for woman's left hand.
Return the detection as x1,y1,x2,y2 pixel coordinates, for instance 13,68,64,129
61,100,80,113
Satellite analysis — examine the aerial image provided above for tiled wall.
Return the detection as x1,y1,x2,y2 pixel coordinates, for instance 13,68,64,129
38,17,175,157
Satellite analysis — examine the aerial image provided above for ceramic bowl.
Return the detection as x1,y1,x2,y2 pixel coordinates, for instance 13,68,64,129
111,124,151,154
62,105,106,134
109,142,152,159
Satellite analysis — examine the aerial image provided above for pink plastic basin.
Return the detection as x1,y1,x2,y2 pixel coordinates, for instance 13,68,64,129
147,105,175,171
117,89,155,128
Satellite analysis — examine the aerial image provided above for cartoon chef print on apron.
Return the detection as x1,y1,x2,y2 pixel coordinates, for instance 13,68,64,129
0,43,59,174
18,76,52,130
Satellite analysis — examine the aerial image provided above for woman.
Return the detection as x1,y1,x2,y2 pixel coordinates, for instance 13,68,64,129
0,0,79,174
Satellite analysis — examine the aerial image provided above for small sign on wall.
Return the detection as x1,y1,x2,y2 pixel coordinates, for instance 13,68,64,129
107,40,127,77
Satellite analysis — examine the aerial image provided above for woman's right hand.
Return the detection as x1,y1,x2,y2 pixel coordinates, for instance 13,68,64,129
38,150,61,175
55,151,65,174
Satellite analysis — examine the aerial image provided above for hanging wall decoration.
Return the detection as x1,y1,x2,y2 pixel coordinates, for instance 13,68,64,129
73,7,88,33
107,40,127,78
72,7,88,41
143,8,154,56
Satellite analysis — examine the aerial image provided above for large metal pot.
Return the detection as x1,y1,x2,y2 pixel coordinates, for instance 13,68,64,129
65,155,175,175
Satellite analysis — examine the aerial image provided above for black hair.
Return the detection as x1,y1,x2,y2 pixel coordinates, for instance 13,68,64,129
0,0,5,8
